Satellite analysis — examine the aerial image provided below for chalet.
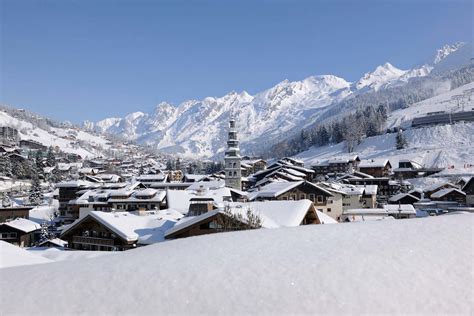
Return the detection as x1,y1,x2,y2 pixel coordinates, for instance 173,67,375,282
393,159,443,179
280,157,305,167
0,126,19,145
248,181,344,221
312,155,360,177
94,173,124,183
38,238,68,248
388,193,420,205
7,153,28,163
327,183,378,211
19,139,47,151
0,218,41,247
423,182,458,199
136,173,169,186
240,159,267,176
164,200,336,240
61,210,179,251
462,177,474,206
250,162,315,185
407,188,423,199
0,206,33,222
56,180,98,220
344,177,405,198
0,146,20,154
430,188,466,204
358,159,392,177
167,185,232,215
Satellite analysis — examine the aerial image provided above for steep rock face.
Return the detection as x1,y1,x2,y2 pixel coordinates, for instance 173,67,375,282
83,43,470,158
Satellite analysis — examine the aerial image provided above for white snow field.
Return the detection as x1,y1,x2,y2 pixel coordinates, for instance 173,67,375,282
1,214,472,315
0,241,52,268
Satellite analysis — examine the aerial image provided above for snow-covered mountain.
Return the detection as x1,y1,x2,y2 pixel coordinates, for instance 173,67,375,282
295,82,474,171
0,107,125,158
84,42,471,158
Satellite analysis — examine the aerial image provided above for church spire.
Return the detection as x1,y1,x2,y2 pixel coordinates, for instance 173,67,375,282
224,117,242,190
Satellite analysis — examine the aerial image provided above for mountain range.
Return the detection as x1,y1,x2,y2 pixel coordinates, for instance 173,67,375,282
83,42,472,158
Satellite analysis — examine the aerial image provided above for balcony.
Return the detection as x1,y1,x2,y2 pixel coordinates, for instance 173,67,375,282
72,236,115,247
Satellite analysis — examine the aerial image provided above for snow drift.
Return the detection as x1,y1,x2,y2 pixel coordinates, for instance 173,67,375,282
1,214,472,315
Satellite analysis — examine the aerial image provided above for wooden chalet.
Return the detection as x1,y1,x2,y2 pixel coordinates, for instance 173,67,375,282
358,159,392,177
462,177,474,206
0,218,41,247
165,200,336,240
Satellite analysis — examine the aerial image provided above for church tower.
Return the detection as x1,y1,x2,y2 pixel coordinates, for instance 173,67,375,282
224,117,242,190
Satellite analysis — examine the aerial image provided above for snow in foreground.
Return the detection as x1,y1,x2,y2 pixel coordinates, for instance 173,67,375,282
0,242,52,268
1,215,473,315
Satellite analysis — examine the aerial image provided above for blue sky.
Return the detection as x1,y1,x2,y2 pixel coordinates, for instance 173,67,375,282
0,0,472,122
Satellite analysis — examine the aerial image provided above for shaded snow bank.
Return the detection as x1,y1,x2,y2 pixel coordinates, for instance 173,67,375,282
1,214,473,315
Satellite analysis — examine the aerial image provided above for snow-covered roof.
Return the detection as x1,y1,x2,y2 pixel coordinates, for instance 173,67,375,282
249,181,304,200
315,210,338,224
38,238,68,247
2,218,41,233
165,200,321,237
61,211,177,244
184,174,209,182
134,188,158,198
187,180,225,191
430,188,466,199
249,181,333,200
382,204,416,214
56,180,95,188
388,193,419,202
359,159,391,168
423,181,457,193
167,187,232,214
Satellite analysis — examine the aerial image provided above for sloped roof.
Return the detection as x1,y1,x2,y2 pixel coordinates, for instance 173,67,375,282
165,200,320,237
61,211,177,244
249,181,333,200
2,218,41,233
388,193,420,202
359,159,391,168
423,182,457,193
431,188,466,199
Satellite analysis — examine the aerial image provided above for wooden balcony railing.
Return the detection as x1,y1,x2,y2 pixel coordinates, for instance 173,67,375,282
72,236,114,246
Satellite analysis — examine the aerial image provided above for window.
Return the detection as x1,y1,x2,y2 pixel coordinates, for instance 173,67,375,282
300,194,306,200
291,194,297,200
327,208,332,212
317,195,323,203
309,194,315,202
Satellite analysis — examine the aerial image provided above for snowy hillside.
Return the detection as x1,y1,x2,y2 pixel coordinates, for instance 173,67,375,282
387,81,474,128
1,214,472,314
296,121,473,170
85,42,471,158
0,109,114,158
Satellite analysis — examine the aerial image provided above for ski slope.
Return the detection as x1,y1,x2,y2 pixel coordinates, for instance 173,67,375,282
296,121,473,171
387,81,474,129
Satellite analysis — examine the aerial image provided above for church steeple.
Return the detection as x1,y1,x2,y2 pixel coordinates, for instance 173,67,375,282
224,117,242,190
